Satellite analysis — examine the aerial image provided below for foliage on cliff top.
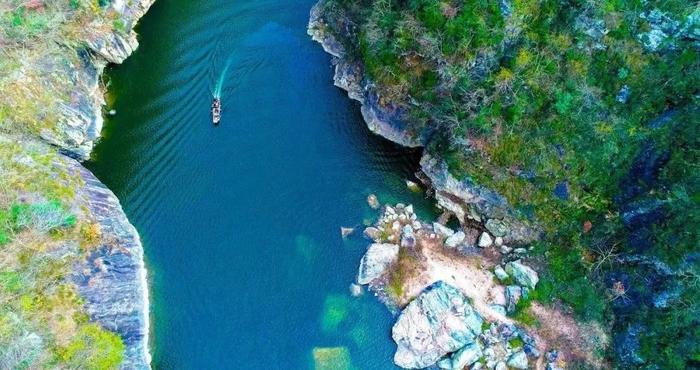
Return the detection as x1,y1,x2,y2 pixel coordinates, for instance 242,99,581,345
0,0,129,138
322,0,699,366
0,139,124,368
0,1,143,367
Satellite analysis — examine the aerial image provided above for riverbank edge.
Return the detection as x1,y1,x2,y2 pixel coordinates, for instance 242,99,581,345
307,1,538,247
67,1,156,367
7,1,157,367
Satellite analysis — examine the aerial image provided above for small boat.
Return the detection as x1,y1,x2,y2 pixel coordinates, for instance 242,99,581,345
212,97,221,125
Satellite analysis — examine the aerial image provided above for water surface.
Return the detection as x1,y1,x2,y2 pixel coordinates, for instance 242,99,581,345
88,0,434,368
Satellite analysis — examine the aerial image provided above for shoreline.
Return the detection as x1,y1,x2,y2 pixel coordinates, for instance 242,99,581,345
78,1,157,366
0,0,157,366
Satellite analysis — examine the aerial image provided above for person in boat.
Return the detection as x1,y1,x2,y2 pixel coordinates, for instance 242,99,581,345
212,97,221,124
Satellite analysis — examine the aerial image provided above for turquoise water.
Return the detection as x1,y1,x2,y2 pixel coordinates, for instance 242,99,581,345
87,0,435,368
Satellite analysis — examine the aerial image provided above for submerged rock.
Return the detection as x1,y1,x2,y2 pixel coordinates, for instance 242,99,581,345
392,281,483,369
349,283,363,297
357,243,399,284
367,194,380,209
406,180,422,192
313,347,354,370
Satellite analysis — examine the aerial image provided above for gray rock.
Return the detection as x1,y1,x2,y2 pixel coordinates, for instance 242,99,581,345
341,227,354,238
433,222,455,238
367,194,380,209
363,227,382,241
68,158,150,369
505,260,539,289
437,356,453,369
505,286,523,313
392,282,483,369
349,283,363,297
406,180,421,192
451,342,483,369
357,243,399,284
485,219,509,237
493,266,509,281
445,231,466,248
419,154,539,245
478,232,493,248
514,247,527,255
617,85,631,103
401,225,416,248
488,304,507,317
495,362,507,370
494,236,503,246
507,351,528,369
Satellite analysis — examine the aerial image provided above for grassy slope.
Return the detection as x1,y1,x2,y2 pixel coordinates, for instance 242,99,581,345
0,0,131,368
324,0,699,366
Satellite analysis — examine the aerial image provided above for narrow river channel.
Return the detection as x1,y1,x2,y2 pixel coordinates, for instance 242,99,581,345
87,0,436,368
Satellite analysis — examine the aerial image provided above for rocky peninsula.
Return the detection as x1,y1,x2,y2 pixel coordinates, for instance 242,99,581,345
310,0,699,368
0,0,154,367
356,198,607,369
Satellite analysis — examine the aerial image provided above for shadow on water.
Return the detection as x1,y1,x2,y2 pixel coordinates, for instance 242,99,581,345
88,0,435,368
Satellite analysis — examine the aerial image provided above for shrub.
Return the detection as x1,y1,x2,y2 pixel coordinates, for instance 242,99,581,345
59,323,125,370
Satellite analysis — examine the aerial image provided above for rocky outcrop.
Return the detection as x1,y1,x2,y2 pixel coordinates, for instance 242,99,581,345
392,281,484,369
420,154,539,245
357,243,400,284
308,3,423,148
309,1,540,248
3,1,156,368
42,0,156,160
66,157,150,369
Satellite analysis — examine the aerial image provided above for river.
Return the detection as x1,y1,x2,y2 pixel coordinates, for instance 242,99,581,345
87,0,435,368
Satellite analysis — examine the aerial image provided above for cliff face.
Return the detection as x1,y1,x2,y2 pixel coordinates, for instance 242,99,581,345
307,2,537,246
0,0,155,368
70,158,151,369
309,0,700,367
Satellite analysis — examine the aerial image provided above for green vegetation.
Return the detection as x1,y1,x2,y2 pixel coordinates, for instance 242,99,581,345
387,247,421,301
323,0,699,366
0,0,128,139
0,140,124,368
59,323,125,369
0,0,139,366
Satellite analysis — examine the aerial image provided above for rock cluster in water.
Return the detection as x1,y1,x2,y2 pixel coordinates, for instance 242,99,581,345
350,198,566,369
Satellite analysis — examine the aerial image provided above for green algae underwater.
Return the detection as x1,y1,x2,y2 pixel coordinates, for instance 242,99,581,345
87,0,437,368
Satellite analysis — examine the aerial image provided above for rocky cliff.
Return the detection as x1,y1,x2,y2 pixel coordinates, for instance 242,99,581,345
309,0,699,368
0,0,155,368
308,1,538,246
